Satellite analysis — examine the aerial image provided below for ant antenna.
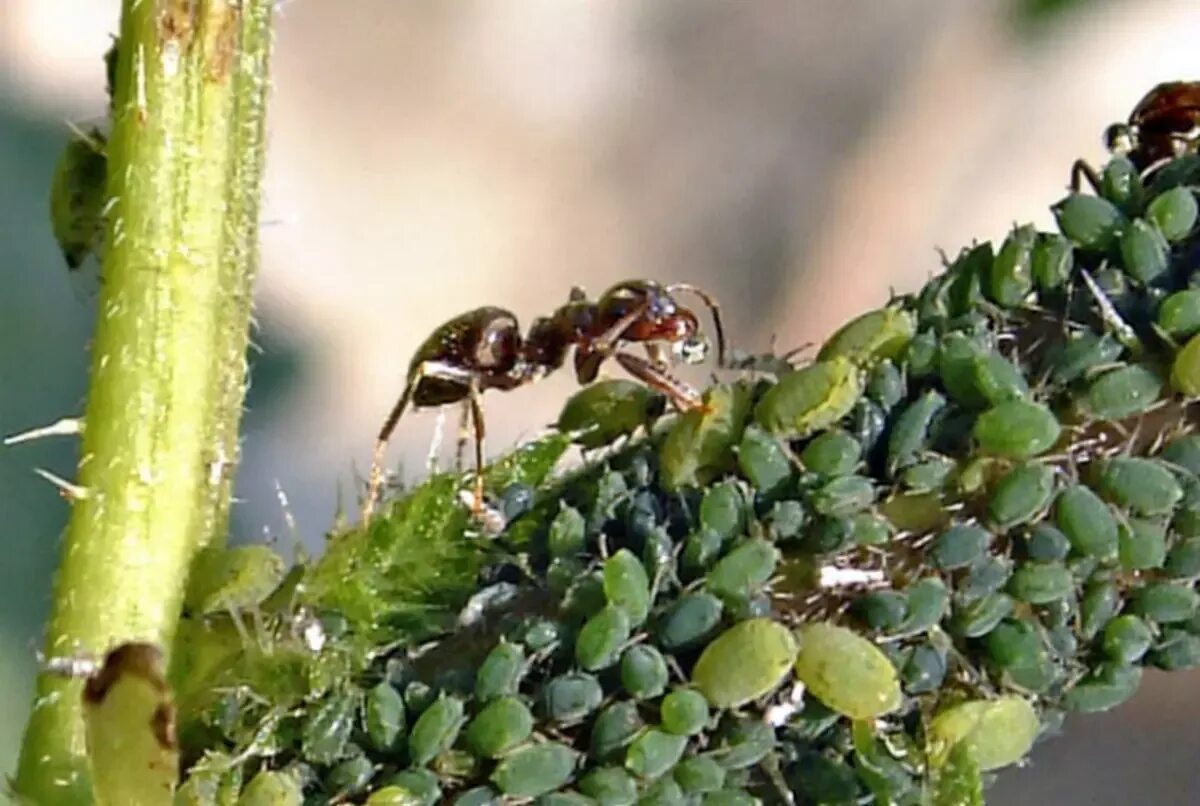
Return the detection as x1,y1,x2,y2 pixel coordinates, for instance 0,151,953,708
667,283,728,368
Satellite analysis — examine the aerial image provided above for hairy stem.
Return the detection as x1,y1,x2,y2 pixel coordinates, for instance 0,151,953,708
15,1,273,801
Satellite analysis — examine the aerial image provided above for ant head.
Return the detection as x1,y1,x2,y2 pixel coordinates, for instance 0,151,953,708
1104,122,1136,155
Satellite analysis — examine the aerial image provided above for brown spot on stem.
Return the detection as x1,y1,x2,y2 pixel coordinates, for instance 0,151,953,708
159,0,196,45
150,703,179,751
205,5,241,83
82,642,168,704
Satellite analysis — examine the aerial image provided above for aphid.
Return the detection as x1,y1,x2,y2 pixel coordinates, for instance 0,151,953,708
363,280,726,521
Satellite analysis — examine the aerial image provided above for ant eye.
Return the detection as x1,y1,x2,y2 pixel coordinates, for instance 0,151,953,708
675,335,709,364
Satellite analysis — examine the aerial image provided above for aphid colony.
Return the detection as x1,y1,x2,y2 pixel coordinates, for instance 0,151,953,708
175,85,1200,803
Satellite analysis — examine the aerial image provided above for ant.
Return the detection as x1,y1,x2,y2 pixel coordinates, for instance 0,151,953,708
1072,81,1200,192
361,280,727,523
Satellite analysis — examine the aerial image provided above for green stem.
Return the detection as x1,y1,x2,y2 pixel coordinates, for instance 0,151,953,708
15,2,273,802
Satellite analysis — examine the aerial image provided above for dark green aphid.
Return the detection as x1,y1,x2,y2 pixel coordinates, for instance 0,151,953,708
1100,155,1144,209
407,694,465,767
638,777,685,804
767,501,808,540
364,682,406,753
621,645,669,700
404,680,436,715
705,539,779,601
1054,485,1119,560
604,550,651,626
548,557,587,597
905,330,939,377
1146,185,1198,242
1150,630,1200,670
492,742,577,798
953,593,1015,638
660,689,710,737
302,691,357,765
1157,290,1200,340
811,474,875,517
1025,524,1071,562
1095,457,1183,515
866,360,905,410
578,766,638,804
1083,365,1163,420
325,757,375,799
1119,218,1170,284
817,307,915,366
1064,663,1142,713
1008,562,1073,604
754,358,862,439
643,526,675,583
852,590,909,631
549,506,587,558
1080,581,1121,639
988,462,1056,529
699,481,748,542
1102,615,1153,664
562,573,607,623
625,729,688,780
590,702,644,763
901,642,948,694
932,524,991,570
887,391,947,473
576,605,632,671
1131,582,1199,623
989,224,1037,307
1032,232,1074,290
557,379,665,448
894,577,949,635
1054,193,1126,251
701,788,760,805
682,528,725,575
849,512,893,547
464,696,534,759
937,333,989,408
851,398,888,452
1165,538,1200,578
1051,332,1123,385
1161,434,1200,476
707,717,777,770
790,753,861,803
900,454,957,492
800,429,862,477
804,515,854,554
657,592,724,651
452,786,498,805
984,618,1044,671
946,242,993,316
1118,518,1168,571
673,756,726,794
49,132,108,270
736,425,792,497
541,673,604,724
961,555,1013,601
974,400,1060,459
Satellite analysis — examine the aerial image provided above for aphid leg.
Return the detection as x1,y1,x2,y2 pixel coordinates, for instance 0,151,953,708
613,351,706,412
426,406,447,474
363,360,474,524
1069,159,1103,194
666,282,728,367
467,379,487,516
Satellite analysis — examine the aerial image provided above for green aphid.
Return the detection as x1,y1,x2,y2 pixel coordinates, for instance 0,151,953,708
1008,562,1073,604
364,682,406,753
811,474,875,517
1102,615,1154,664
1100,155,1145,211
793,622,900,719
578,766,638,804
851,589,908,631
1031,232,1074,290
1095,457,1183,515
902,642,948,694
790,753,861,803
576,605,632,671
983,618,1044,671
1146,185,1198,242
736,425,792,496
661,382,753,489
464,696,533,759
1025,524,1071,562
988,462,1056,529
590,701,644,762
900,454,957,492
963,556,1013,601
767,500,808,541
818,307,915,366
905,330,939,377
407,694,465,767
937,333,988,408
1172,332,1200,397
1157,289,1200,340
1064,663,1142,713
928,696,1039,772
621,644,669,700
1080,581,1121,639
699,480,749,542
682,528,725,574
1051,332,1123,385
801,429,862,477
1082,364,1163,420
238,771,303,806
637,777,686,804
1165,538,1200,578
893,577,949,636
660,689,710,737
754,358,862,440
491,742,577,798
1054,193,1126,252
451,786,498,805
325,757,375,800
541,672,604,725
532,792,593,806
558,379,665,448
657,592,724,651
692,618,797,709
1054,485,1119,560
562,573,607,623
1131,582,1199,624
604,549,651,626
932,524,991,570
301,691,357,765
973,400,1060,459
1150,630,1200,670
866,360,905,410
49,131,108,270
625,729,688,780
707,717,777,770
1119,218,1170,284
946,242,993,316
705,539,779,601
887,390,947,473
673,756,726,794
989,224,1037,307
548,505,587,558
849,511,892,547
1118,518,1168,571
953,593,1015,638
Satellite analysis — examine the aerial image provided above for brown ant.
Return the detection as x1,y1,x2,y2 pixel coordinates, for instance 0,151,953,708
362,280,727,523
1072,81,1200,192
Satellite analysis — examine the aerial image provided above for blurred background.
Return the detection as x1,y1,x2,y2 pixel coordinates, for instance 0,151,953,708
2,0,1199,801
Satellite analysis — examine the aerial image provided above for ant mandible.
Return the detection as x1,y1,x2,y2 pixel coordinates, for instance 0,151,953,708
361,280,727,523
1071,80,1200,192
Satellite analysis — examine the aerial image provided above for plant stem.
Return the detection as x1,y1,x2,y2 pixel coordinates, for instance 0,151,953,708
15,2,273,802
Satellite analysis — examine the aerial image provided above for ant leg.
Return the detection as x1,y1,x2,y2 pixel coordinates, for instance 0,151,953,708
363,359,475,524
467,380,487,515
576,302,652,383
666,283,727,367
454,399,471,472
644,342,670,371
426,407,447,474
1070,159,1103,194
613,351,706,412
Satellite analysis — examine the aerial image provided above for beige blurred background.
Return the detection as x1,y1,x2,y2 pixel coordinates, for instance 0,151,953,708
3,0,1200,801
